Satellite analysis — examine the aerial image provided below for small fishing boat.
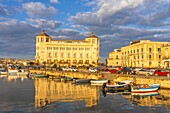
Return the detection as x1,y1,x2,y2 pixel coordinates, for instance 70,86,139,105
17,69,29,76
131,84,160,93
131,91,159,97
74,78,91,84
35,74,49,78
26,73,35,79
0,69,8,75
103,82,130,91
90,79,108,85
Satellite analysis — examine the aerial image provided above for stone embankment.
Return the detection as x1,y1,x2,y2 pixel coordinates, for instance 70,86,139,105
29,70,170,89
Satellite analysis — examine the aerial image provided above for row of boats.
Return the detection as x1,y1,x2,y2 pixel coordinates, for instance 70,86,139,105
26,73,160,94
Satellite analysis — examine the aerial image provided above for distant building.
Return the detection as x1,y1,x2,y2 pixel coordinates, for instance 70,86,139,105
161,44,170,68
35,30,100,67
108,40,170,68
107,49,121,66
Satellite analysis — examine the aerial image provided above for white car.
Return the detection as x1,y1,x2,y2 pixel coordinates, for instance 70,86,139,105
71,68,78,72
62,67,72,71
89,68,98,73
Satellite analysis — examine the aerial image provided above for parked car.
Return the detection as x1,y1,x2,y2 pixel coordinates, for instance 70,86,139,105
89,68,98,73
118,67,133,74
136,68,154,75
109,69,119,74
71,67,78,72
154,69,170,76
62,67,72,71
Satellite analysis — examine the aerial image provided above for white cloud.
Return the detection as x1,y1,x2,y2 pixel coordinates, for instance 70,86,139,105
22,2,57,18
28,19,62,29
50,0,60,4
0,4,9,16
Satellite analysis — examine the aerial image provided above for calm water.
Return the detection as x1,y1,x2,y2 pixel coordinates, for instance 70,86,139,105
0,75,170,113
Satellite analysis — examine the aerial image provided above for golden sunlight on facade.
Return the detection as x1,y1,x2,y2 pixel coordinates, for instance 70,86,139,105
35,30,100,67
35,79,100,107
108,40,170,68
107,49,121,66
161,44,170,68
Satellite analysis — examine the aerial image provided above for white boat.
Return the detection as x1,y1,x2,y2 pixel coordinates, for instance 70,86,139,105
103,82,130,91
0,70,8,75
8,68,18,74
131,84,160,93
90,79,108,85
17,69,29,76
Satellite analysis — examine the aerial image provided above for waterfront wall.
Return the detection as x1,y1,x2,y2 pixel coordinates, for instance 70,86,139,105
29,70,170,89
29,70,103,80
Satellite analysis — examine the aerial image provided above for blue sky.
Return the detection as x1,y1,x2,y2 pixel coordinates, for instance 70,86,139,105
0,0,170,62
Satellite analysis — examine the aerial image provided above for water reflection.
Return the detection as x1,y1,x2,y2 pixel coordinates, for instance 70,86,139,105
0,74,28,82
34,78,100,108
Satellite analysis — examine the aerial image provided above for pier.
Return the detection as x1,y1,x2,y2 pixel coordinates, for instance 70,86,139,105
29,70,170,89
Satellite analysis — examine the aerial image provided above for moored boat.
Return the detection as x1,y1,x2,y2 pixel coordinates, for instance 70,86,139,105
74,78,91,84
35,74,49,78
131,84,160,93
26,73,35,79
131,91,159,97
0,69,8,75
17,69,29,76
90,79,108,85
103,82,130,91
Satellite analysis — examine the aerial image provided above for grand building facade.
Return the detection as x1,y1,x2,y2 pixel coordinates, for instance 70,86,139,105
35,30,100,67
108,40,170,68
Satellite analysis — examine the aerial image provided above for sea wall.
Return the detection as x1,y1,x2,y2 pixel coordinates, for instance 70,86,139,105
29,70,170,89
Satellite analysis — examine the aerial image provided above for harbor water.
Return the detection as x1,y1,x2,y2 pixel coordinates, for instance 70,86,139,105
0,75,170,113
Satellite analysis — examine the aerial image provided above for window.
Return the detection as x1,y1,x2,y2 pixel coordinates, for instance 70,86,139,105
134,50,135,53
92,39,95,44
149,47,152,52
137,49,139,53
80,53,82,58
55,53,57,57
46,38,49,42
60,47,65,50
158,48,161,52
68,53,70,58
41,38,44,42
149,55,152,59
86,54,89,58
74,53,76,58
61,53,64,58
159,55,161,59
141,48,143,52
66,48,71,50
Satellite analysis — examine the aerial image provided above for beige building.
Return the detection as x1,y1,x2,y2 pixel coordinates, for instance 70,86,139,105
161,44,170,68
35,30,100,67
108,40,170,68
107,49,121,66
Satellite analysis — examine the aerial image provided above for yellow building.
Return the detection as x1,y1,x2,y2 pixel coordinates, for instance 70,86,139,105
108,40,170,68
35,30,100,67
161,44,170,68
107,49,121,66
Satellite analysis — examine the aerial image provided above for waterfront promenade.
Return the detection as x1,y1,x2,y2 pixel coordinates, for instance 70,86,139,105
29,69,170,89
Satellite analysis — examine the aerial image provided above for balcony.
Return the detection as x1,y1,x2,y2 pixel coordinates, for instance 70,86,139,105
162,57,170,60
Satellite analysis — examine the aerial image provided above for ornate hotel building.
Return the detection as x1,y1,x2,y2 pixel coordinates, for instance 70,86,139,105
35,30,100,66
108,40,170,68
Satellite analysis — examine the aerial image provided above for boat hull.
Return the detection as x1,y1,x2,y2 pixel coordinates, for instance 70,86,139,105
90,80,108,85
131,84,160,93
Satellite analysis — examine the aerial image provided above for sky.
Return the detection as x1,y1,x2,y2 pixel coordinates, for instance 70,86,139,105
0,0,170,62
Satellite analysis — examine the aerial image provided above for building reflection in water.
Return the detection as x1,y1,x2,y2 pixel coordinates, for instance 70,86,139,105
122,89,170,109
35,78,100,107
